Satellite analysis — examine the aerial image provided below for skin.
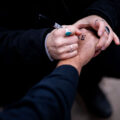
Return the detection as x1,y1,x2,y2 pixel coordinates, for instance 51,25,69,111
46,15,119,60
46,25,81,60
58,29,99,74
74,15,120,52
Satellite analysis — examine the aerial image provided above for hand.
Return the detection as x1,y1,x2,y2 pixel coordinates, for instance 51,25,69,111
57,29,99,74
46,25,81,60
77,29,99,66
74,15,120,51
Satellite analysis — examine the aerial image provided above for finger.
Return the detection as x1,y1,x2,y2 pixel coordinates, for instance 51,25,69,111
53,28,66,37
96,32,108,50
95,20,105,36
75,29,82,36
74,19,90,28
53,27,74,37
60,50,78,59
57,35,79,47
53,28,73,38
113,33,120,45
62,25,67,28
57,43,78,54
65,25,82,36
94,50,101,57
56,26,81,37
102,34,113,50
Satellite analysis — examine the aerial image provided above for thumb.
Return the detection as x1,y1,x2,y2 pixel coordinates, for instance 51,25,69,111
75,29,82,36
74,19,90,29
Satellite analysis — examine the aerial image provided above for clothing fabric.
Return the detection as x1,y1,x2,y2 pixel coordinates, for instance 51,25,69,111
0,0,120,106
0,0,119,63
0,65,79,120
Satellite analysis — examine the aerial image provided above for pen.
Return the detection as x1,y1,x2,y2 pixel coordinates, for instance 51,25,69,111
38,14,72,36
54,22,72,36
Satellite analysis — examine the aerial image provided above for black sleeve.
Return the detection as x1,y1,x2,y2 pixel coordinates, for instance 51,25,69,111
82,0,119,32
0,65,79,120
0,27,53,64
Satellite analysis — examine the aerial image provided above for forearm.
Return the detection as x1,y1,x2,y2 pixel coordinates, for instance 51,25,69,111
0,28,52,64
0,65,79,120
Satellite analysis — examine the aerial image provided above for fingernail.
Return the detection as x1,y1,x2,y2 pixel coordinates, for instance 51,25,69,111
65,32,72,36
65,28,72,36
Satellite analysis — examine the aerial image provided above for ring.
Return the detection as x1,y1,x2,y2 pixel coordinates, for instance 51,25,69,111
105,26,110,35
65,28,72,36
70,45,73,52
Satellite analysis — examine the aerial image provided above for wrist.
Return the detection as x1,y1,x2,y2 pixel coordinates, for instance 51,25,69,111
57,56,83,75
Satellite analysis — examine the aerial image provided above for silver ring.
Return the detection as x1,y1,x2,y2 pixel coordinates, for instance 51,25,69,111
70,45,73,52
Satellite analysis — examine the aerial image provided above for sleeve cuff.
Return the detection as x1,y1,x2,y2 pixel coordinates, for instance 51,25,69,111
45,33,54,62
54,65,79,88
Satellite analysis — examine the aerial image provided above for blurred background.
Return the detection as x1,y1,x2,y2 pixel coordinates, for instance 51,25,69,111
71,77,120,120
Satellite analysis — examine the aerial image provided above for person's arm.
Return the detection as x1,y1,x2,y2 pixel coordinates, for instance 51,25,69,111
83,0,118,31
74,0,120,53
0,29,98,120
0,25,81,64
0,27,53,64
0,65,79,120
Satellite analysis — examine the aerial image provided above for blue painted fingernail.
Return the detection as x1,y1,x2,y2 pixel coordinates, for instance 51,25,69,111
65,32,72,36
65,28,72,36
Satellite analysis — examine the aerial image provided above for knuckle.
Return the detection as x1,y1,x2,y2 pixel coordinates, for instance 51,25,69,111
74,44,78,49
54,40,59,47
73,50,78,56
55,39,62,47
58,55,63,60
60,54,66,59
53,30,58,37
74,50,78,54
73,36,79,42
81,28,87,33
53,30,61,37
57,48,63,54
98,44,103,49
67,25,71,28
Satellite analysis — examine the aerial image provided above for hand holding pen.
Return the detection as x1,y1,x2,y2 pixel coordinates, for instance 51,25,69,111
39,14,81,37
46,24,81,60
39,14,82,60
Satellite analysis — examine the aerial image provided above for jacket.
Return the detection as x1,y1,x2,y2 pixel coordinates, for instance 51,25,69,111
0,65,79,120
